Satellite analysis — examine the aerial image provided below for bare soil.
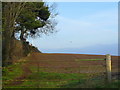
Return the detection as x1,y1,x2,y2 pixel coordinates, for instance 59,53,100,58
28,53,119,73
5,53,120,86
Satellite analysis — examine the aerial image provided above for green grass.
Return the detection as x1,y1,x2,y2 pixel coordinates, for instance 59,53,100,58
3,59,119,88
95,80,120,88
21,72,88,88
20,65,89,88
2,59,27,86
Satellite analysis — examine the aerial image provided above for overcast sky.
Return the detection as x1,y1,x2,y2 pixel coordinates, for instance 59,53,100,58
28,2,118,56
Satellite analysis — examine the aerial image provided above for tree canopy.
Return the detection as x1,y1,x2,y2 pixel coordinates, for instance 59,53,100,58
2,2,57,63
15,2,57,41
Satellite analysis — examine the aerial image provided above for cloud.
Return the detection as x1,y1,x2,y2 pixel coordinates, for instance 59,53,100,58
77,43,118,56
56,8,118,31
54,8,118,48
28,5,118,53
40,43,118,56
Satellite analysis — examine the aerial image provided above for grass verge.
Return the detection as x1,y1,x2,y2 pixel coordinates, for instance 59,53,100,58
2,59,27,86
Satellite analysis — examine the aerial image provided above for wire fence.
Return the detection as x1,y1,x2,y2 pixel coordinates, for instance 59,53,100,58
2,54,119,88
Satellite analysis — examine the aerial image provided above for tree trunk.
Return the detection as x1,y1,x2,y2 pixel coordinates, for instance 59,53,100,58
20,30,26,42
2,2,26,66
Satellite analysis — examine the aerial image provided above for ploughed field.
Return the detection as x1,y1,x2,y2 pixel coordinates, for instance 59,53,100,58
28,53,119,73
3,53,119,88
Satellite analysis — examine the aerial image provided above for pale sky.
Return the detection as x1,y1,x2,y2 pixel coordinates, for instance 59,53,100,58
28,2,118,56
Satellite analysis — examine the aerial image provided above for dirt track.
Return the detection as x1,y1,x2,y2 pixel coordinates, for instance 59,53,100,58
6,63,32,86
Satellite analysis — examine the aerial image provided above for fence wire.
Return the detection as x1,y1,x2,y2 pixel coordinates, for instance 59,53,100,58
2,55,119,88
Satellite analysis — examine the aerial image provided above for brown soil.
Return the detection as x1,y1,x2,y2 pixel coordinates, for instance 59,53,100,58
5,53,120,86
28,53,119,73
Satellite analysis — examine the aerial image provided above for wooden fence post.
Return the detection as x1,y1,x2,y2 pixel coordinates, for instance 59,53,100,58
105,54,112,83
